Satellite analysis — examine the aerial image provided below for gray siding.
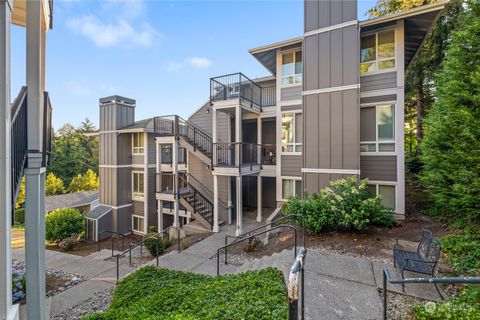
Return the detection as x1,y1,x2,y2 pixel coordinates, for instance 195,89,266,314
132,201,144,217
281,105,302,112
304,0,356,32
188,102,229,142
360,107,376,141
132,154,144,165
281,155,302,177
148,133,156,164
99,167,131,206
147,168,157,228
360,155,397,181
360,94,397,104
116,134,131,165
97,211,113,239
360,72,397,92
281,86,302,101
99,101,134,131
113,207,132,235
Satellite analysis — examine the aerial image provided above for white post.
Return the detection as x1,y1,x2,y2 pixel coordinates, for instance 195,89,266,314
235,176,243,236
25,1,46,319
235,106,241,166
213,175,219,232
158,200,163,231
143,133,148,233
257,117,262,222
0,1,18,319
172,140,179,228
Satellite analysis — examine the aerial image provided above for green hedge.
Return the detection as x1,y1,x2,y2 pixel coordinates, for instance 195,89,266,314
14,208,25,224
84,266,288,320
285,177,395,234
45,208,84,243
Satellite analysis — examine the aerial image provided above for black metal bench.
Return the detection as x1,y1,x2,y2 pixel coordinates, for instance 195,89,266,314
393,229,443,297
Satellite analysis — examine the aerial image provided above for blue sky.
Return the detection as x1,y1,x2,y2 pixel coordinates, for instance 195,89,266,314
11,0,377,130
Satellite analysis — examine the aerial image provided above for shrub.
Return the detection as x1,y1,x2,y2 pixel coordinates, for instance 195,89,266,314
442,231,480,275
84,266,287,320
45,208,84,243
12,268,26,303
14,208,25,224
285,177,395,234
143,233,166,257
58,234,80,251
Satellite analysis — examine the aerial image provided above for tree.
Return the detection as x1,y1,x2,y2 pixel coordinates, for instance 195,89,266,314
46,172,65,196
420,1,480,223
68,169,99,193
15,177,25,209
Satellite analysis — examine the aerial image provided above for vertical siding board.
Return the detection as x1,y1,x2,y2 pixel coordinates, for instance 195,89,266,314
330,91,343,169
304,95,319,169
304,36,319,91
305,0,319,32
343,0,357,21
330,0,343,26
318,33,331,89
342,25,359,86
342,89,359,170
318,93,331,169
318,0,331,29
330,29,343,88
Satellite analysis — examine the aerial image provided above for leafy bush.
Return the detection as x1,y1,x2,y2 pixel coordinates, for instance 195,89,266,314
84,266,287,320
412,287,480,320
143,233,167,257
442,231,480,275
14,208,25,224
285,177,395,234
58,234,80,251
45,208,84,243
12,268,26,303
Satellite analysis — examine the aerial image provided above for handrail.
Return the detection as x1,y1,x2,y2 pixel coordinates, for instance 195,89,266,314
224,213,305,265
216,224,298,276
42,92,53,167
179,175,214,227
186,173,230,209
114,225,181,282
97,230,126,257
288,247,306,320
382,268,480,320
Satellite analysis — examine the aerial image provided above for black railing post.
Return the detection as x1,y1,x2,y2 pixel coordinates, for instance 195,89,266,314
193,127,197,151
383,270,387,320
116,255,120,283
217,248,220,276
129,245,132,266
250,144,253,170
224,236,228,265
177,227,181,252
156,238,159,267
111,237,114,257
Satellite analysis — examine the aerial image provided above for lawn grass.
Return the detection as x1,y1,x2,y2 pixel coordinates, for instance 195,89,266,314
84,266,288,320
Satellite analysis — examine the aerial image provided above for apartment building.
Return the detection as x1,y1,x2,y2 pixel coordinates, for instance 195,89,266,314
86,0,446,240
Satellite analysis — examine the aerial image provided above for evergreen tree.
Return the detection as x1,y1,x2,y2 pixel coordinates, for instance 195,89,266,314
420,1,480,223
46,172,65,196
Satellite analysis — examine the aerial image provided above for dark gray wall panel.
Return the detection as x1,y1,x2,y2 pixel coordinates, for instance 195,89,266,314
262,119,276,145
318,93,331,169
343,25,359,86
342,89,359,170
148,168,156,228
360,155,397,181
281,155,302,177
97,211,112,238
281,105,302,112
330,91,343,169
303,95,319,169
360,72,397,92
318,32,331,89
113,206,132,235
305,0,319,32
262,177,276,208
132,201,144,217
117,133,131,165
360,107,376,141
281,86,302,101
360,94,397,104
330,29,343,87
304,36,319,91
148,134,156,164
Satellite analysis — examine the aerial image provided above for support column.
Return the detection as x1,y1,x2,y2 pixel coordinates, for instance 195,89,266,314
26,1,46,319
257,117,262,222
172,140,179,228
213,175,219,232
158,200,163,231
235,106,241,166
0,1,18,319
235,176,243,236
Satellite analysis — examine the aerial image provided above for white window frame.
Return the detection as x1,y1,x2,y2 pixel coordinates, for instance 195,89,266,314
281,112,302,154
132,132,145,155
281,50,303,87
367,181,396,211
360,29,396,75
281,177,302,201
132,171,144,200
360,104,396,155
132,215,145,234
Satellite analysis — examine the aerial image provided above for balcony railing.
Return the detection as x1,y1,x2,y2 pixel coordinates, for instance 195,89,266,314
43,92,53,167
155,172,187,194
210,73,262,112
261,144,276,165
212,142,262,170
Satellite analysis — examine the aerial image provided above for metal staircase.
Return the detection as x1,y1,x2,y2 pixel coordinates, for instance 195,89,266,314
178,176,214,229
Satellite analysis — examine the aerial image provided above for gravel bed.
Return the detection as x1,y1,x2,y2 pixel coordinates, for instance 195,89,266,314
50,288,113,320
12,260,87,297
379,289,427,320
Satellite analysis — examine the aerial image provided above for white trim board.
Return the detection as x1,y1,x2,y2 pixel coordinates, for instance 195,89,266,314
304,20,358,38
301,168,360,175
303,84,360,96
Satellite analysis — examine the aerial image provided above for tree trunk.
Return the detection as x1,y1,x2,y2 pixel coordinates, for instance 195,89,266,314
415,73,425,155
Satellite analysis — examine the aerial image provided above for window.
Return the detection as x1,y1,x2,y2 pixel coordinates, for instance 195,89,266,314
282,51,302,86
282,113,302,152
132,132,145,154
132,172,144,200
282,179,301,199
360,104,395,153
368,184,396,210
132,215,145,233
360,29,395,74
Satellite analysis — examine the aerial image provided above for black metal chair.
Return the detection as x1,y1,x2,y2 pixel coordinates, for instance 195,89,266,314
393,229,443,298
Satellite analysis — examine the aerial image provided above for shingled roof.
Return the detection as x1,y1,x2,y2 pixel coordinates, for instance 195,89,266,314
45,190,99,212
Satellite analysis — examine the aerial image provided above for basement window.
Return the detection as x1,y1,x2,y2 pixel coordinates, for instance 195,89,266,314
367,183,396,210
132,215,145,233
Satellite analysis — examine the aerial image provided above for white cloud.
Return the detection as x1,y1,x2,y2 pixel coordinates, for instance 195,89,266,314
67,15,159,48
186,57,212,69
167,57,212,72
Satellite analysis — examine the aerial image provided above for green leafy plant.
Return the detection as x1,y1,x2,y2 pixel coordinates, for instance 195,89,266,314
143,233,167,257
285,177,395,234
83,266,288,320
14,208,25,225
442,232,480,275
45,208,84,243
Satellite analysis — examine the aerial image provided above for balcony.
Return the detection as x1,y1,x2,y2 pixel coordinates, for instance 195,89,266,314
155,172,188,195
159,146,187,165
212,142,267,175
210,73,262,112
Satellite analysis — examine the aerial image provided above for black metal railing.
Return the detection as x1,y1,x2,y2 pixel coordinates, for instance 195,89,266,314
43,92,52,167
382,269,480,320
154,115,213,158
97,230,126,257
261,144,276,165
216,224,298,276
179,175,213,227
11,87,28,215
160,146,187,165
224,213,305,266
155,172,188,194
212,142,262,170
210,73,262,112
114,226,181,282
288,247,306,320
